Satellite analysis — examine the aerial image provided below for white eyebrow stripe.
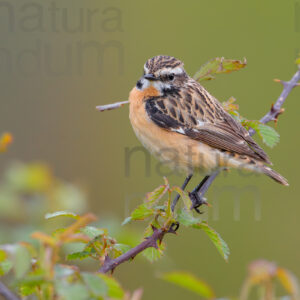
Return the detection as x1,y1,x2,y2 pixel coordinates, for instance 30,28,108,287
160,67,184,75
144,64,150,74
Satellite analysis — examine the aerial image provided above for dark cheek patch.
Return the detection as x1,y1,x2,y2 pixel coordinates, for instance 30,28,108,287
136,80,142,89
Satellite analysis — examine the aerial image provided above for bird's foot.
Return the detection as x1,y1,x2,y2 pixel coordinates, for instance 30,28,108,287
169,221,180,233
188,191,208,214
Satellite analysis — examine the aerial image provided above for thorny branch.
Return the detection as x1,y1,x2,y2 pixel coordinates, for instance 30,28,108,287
99,226,174,273
98,67,300,274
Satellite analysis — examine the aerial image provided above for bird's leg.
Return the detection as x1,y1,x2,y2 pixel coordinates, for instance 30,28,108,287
170,174,193,232
188,175,210,214
171,174,193,212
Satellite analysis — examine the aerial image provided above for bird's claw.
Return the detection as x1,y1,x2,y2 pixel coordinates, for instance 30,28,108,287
188,191,208,214
169,222,180,233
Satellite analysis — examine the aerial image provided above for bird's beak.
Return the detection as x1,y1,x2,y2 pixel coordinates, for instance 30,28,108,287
143,74,158,81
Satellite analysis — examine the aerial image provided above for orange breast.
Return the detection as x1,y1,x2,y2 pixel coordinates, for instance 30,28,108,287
128,86,220,174
129,86,160,103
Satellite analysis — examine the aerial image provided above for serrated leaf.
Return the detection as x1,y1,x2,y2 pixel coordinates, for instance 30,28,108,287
142,242,165,263
82,273,107,297
242,120,260,131
160,271,215,299
257,124,280,148
130,204,155,221
45,211,79,220
177,208,201,226
194,57,246,81
194,222,230,262
145,184,168,207
114,243,131,254
80,226,105,238
98,274,125,299
67,251,91,261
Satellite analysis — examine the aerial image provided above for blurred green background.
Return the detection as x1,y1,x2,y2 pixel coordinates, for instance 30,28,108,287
0,0,299,299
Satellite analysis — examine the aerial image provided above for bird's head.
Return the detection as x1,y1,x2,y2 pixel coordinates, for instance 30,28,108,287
136,55,188,94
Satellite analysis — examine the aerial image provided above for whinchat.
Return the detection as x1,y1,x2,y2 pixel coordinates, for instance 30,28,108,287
129,55,288,208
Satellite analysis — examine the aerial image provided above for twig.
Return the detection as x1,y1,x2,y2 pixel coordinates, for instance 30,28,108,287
96,100,129,112
99,227,170,273
0,282,20,300
196,66,300,198
98,66,300,274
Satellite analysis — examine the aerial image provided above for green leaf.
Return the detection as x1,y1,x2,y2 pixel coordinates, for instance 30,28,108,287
14,245,31,278
98,274,124,299
0,249,7,262
56,281,90,300
257,124,280,148
114,243,131,254
16,272,47,294
45,211,79,220
194,57,246,81
123,180,169,225
0,260,13,276
241,120,260,132
82,273,107,297
177,208,201,227
142,242,165,263
67,251,91,261
20,284,36,297
130,204,155,221
145,184,168,206
194,222,230,262
80,226,105,238
160,271,215,299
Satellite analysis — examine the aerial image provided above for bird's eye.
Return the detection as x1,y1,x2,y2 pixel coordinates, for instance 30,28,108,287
168,73,175,81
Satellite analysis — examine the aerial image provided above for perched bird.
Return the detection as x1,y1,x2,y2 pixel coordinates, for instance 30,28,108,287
129,55,288,209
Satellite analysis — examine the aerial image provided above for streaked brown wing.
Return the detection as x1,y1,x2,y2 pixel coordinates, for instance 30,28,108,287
145,83,271,164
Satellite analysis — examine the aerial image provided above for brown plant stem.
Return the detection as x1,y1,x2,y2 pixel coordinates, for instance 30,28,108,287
99,227,170,273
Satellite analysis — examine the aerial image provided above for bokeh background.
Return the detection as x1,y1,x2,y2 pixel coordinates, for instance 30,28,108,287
0,0,299,299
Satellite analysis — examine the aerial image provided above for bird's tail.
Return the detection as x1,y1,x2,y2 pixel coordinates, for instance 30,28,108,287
260,165,289,186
